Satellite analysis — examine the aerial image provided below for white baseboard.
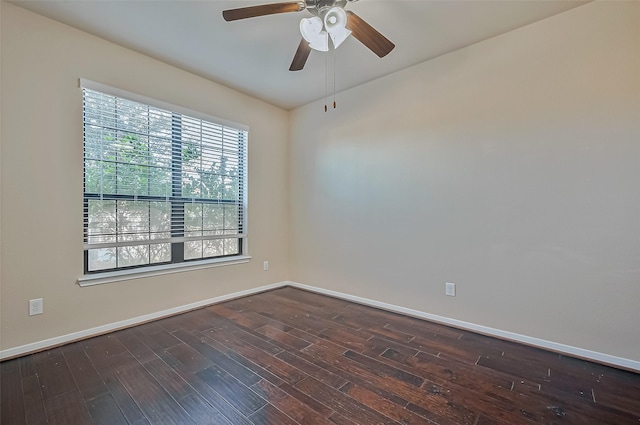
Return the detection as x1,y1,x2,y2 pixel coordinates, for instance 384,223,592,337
285,281,640,372
0,282,286,360
3,280,639,373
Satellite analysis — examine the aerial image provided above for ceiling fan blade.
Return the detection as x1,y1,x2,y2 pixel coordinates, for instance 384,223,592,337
289,39,312,71
223,2,304,21
345,11,395,58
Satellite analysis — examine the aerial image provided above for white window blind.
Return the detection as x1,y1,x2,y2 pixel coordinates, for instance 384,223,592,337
82,81,248,273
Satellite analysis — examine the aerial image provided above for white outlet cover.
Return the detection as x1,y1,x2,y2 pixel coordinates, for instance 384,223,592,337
445,282,456,297
29,298,44,315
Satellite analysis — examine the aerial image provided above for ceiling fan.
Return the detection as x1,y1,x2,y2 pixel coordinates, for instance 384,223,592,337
222,0,395,71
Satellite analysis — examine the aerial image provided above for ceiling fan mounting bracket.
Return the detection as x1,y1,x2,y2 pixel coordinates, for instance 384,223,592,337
304,0,348,16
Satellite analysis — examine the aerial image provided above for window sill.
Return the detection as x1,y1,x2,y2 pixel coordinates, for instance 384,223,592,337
77,255,251,287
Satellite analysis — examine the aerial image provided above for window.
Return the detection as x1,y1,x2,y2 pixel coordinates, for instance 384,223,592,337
82,80,248,274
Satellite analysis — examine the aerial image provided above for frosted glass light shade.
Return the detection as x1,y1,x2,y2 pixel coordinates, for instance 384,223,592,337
324,7,352,48
300,17,328,52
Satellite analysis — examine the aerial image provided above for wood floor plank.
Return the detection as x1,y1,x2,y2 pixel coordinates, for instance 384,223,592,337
208,304,275,330
196,364,266,416
318,326,374,352
291,335,510,424
478,335,559,366
2,286,639,425
196,333,286,387
62,342,109,401
32,348,77,400
172,329,262,387
342,349,425,387
83,337,148,424
404,332,483,364
209,318,285,355
297,325,544,424
389,348,514,392
302,342,424,389
1,359,27,425
390,347,632,425
254,324,312,351
248,404,300,425
591,369,640,414
43,390,93,425
339,381,441,425
325,348,480,425
251,379,335,424
477,352,551,384
19,355,38,378
328,412,360,425
165,342,214,374
360,335,420,358
127,327,183,365
332,310,398,333
289,346,411,406
134,320,165,335
142,357,194,400
594,387,640,417
22,375,47,425
147,329,182,349
177,392,234,425
174,308,222,333
295,376,400,425
97,369,147,424
364,324,416,345
110,352,196,425
202,327,307,385
258,291,351,324
379,348,540,423
171,362,254,425
227,294,338,335
115,328,159,364
514,379,640,424
83,334,128,358
275,350,349,388
85,392,129,425
155,312,189,333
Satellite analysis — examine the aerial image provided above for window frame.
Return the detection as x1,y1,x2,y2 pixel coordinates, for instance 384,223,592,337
79,79,250,285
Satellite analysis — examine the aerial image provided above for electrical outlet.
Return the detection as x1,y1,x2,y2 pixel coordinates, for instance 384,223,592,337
263,260,269,271
29,298,44,316
445,282,456,297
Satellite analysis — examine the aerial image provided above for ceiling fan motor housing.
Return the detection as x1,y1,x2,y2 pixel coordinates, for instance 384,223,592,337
305,0,349,16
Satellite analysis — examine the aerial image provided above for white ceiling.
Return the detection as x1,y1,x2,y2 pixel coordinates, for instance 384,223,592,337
11,0,587,110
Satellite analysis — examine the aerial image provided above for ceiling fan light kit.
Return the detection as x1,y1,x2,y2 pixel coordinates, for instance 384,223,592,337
300,7,351,52
300,16,329,51
222,0,394,71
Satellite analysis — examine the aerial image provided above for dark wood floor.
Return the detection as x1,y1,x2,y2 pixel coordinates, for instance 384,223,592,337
2,287,639,425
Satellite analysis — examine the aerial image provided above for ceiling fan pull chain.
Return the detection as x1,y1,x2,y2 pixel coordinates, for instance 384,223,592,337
333,47,337,109
324,48,328,112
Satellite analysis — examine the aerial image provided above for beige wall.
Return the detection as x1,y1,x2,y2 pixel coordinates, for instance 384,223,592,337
0,3,289,351
289,2,640,361
2,0,639,364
